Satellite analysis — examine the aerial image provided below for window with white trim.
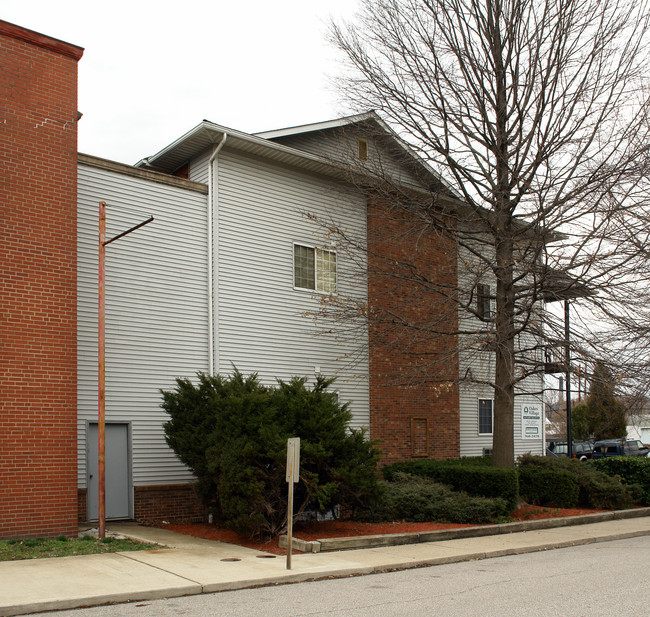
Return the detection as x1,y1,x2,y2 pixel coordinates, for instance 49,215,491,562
478,398,493,435
293,244,336,293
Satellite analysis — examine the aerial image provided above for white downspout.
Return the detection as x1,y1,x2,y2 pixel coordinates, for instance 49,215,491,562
208,133,227,376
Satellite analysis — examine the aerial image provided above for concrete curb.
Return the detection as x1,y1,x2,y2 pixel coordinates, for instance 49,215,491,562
1,584,202,617
279,507,650,552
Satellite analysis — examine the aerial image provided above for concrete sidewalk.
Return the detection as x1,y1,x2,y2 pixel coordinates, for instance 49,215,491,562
1,511,649,617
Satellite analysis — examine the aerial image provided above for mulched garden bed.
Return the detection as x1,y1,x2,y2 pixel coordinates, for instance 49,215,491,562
159,505,604,555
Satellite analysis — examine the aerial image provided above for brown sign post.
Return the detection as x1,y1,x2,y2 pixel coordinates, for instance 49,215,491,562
285,437,300,570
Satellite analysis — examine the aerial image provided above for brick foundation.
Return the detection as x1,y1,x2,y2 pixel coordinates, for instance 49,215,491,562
77,489,87,522
0,21,84,539
78,484,206,524
133,484,206,524
367,198,460,465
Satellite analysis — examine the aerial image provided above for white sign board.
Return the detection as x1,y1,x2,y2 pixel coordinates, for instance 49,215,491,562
521,403,542,440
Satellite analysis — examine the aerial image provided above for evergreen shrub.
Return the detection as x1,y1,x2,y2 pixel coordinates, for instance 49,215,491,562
592,457,650,505
518,455,639,510
382,457,519,512
162,371,382,538
518,466,579,508
359,473,509,524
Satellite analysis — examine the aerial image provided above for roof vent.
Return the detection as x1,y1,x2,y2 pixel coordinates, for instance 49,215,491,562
357,139,368,161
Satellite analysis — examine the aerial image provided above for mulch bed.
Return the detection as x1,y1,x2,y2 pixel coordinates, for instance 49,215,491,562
159,505,604,556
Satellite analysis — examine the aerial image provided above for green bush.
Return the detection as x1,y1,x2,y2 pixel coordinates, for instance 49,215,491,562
359,473,509,524
518,466,579,508
518,455,639,510
592,457,650,506
162,370,382,539
382,457,519,512
161,372,224,503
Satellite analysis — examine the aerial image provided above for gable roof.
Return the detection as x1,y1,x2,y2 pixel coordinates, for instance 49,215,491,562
136,112,461,203
135,120,352,180
256,111,460,198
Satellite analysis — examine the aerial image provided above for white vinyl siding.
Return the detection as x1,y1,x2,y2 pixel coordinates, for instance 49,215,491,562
457,239,545,456
189,148,211,184
270,129,424,189
77,162,209,487
213,149,370,429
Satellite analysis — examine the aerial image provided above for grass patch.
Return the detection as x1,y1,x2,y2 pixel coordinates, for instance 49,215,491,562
0,535,159,561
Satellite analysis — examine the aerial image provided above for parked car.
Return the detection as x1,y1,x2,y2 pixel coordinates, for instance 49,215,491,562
591,439,650,459
546,440,593,461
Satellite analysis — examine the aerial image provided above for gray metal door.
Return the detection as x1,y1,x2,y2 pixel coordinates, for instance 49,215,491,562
87,423,131,521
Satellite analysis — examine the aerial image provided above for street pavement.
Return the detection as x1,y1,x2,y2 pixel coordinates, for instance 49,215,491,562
1,510,648,617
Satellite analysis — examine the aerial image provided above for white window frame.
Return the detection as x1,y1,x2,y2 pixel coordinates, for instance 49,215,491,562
293,242,337,293
478,398,494,435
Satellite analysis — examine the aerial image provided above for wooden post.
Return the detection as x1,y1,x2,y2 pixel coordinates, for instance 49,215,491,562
97,202,153,537
98,201,107,538
286,437,300,570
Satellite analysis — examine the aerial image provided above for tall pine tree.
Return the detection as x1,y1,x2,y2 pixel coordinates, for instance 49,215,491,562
585,363,627,440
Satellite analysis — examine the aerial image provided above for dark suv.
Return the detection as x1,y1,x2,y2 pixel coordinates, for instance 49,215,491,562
591,439,650,459
546,440,593,461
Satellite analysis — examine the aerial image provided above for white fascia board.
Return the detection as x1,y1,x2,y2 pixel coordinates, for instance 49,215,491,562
137,120,352,179
254,111,378,139
135,122,226,169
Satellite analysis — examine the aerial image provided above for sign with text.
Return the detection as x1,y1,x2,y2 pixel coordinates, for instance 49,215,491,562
521,403,542,440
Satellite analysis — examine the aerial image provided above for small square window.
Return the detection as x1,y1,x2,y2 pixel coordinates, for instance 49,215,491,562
478,398,493,435
294,244,336,293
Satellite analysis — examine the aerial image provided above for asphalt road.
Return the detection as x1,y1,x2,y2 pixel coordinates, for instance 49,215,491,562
32,535,649,617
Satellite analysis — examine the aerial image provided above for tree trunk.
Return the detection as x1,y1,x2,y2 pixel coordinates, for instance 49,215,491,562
491,0,516,467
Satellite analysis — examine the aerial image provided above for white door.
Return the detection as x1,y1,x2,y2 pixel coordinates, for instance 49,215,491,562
87,423,131,521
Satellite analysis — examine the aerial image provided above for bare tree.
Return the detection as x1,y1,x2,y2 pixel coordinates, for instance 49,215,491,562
329,0,650,465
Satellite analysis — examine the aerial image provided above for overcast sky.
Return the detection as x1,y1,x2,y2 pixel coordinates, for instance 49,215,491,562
5,0,360,165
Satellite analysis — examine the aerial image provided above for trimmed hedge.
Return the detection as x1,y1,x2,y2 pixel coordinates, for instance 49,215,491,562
592,457,650,506
518,466,579,508
359,473,510,524
382,457,519,512
518,455,639,510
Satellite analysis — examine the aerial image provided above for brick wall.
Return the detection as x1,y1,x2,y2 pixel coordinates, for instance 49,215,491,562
367,198,460,464
133,485,206,524
0,21,84,538
77,489,87,522
77,485,205,525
